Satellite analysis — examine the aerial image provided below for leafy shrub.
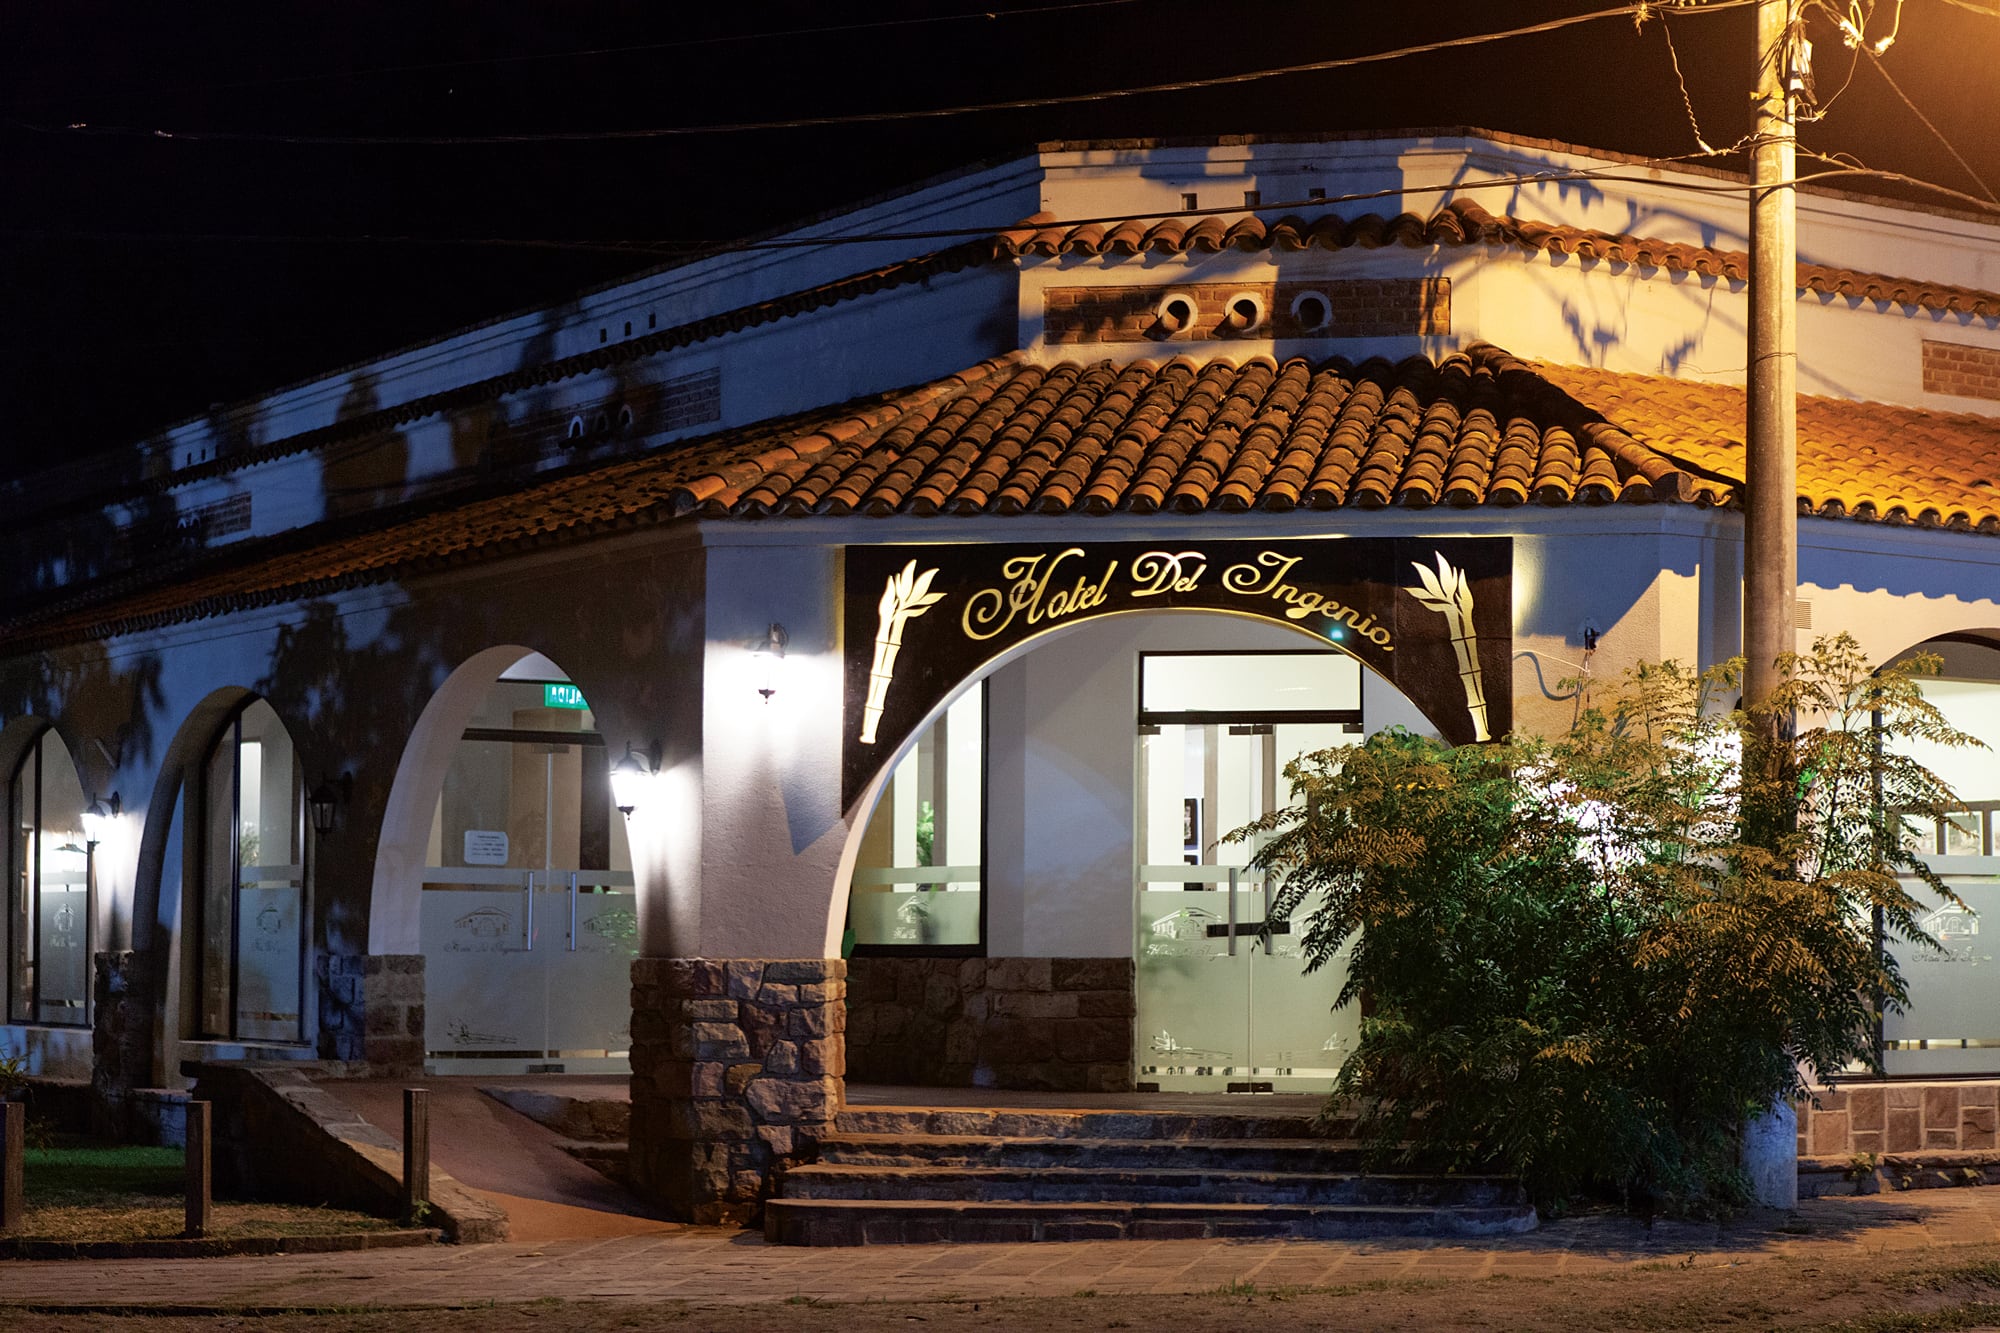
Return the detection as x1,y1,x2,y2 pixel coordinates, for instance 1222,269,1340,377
1235,634,1971,1214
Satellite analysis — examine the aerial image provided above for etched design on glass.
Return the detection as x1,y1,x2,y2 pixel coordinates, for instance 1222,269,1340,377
444,1018,517,1046
453,907,513,946
1918,902,1987,965
1409,552,1490,741
1150,1029,1230,1065
50,903,76,947
859,560,946,745
1146,906,1222,956
582,908,637,943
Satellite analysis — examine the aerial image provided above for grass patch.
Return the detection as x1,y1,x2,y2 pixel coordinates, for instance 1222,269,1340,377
13,1139,403,1243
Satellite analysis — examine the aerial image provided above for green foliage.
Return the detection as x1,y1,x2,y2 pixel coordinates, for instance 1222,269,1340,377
0,1051,28,1099
1233,633,1974,1214
915,800,936,867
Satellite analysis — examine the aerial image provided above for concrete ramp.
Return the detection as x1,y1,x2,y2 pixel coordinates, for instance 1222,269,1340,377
325,1076,672,1242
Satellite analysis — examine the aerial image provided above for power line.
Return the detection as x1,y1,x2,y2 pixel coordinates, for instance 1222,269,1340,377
1856,42,1998,203
28,1,1758,147
183,0,1154,94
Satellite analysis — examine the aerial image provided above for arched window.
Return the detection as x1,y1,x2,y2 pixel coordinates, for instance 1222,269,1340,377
6,728,91,1026
195,699,307,1044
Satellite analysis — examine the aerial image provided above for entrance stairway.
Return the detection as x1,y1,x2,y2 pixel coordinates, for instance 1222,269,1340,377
765,1104,1537,1245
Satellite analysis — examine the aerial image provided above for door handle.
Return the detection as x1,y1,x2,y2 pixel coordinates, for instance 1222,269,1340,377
568,872,579,952
1226,867,1238,957
524,871,534,951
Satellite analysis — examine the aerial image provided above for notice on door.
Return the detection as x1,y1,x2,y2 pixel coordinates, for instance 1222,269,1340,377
463,830,510,866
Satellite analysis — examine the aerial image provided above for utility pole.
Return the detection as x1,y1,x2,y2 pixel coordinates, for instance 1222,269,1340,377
1745,0,1798,709
1739,0,1803,1212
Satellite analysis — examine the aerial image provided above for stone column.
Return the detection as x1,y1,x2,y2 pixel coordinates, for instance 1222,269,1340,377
628,957,845,1225
92,950,155,1130
317,954,425,1072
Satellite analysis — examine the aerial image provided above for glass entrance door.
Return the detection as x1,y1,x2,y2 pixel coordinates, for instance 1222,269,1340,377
418,675,635,1073
1134,653,1366,1092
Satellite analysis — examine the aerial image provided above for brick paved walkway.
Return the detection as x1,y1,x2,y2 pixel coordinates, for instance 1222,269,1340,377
7,1186,2000,1310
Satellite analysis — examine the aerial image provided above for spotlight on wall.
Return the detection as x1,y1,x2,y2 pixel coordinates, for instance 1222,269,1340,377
81,792,121,849
749,622,790,702
610,741,659,817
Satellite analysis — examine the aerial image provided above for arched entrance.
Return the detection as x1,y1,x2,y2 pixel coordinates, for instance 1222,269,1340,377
1881,632,2000,1079
376,648,635,1074
839,607,1449,1094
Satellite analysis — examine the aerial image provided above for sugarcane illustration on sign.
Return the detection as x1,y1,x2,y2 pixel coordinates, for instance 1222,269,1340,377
859,559,947,744
1409,553,1491,741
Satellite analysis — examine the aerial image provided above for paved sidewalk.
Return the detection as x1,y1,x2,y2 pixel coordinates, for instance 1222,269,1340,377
8,1186,2000,1311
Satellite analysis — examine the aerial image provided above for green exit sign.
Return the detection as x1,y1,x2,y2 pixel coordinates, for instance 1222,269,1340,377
544,683,588,710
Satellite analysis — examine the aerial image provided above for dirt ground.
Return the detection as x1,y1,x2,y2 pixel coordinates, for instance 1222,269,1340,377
10,1242,2000,1332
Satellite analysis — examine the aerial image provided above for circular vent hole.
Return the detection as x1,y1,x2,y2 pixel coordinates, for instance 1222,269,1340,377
1291,291,1332,332
1224,292,1266,333
1157,292,1198,333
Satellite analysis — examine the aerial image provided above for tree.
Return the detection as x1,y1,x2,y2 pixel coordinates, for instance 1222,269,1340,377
1234,634,1975,1213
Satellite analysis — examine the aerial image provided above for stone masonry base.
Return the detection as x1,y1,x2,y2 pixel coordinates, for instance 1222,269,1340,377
845,956,1134,1092
318,954,425,1070
1799,1082,2000,1158
628,957,845,1225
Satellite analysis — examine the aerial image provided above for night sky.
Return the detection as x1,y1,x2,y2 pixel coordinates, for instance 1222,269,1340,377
4,0,1997,479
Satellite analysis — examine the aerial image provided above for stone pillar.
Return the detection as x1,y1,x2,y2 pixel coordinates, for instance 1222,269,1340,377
92,950,155,1126
628,957,845,1225
317,954,425,1072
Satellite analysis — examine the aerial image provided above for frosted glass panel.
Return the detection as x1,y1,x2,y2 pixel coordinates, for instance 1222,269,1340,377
34,874,89,1025
1142,653,1360,715
1134,715,1358,1091
423,885,543,1054
235,883,302,1043
546,885,638,1055
1885,874,2000,1076
849,685,983,948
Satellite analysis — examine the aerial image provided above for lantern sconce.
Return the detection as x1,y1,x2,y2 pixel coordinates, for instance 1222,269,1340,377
308,781,340,836
749,622,789,702
81,792,121,849
610,740,660,818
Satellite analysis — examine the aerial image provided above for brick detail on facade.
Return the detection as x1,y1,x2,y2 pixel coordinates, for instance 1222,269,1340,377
627,957,846,1226
1922,339,2000,402
1042,280,1449,346
1798,1082,2000,1158
846,956,1134,1093
317,954,425,1071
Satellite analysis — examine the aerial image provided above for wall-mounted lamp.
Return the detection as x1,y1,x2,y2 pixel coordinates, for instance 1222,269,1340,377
610,741,659,817
81,792,121,849
308,781,341,836
749,622,789,702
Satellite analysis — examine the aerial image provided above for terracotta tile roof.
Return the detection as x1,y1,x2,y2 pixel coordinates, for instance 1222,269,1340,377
999,198,2000,320
1533,360,2000,529
12,344,2000,651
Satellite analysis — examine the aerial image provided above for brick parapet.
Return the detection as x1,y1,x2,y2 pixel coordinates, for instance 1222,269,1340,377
846,956,1134,1093
1042,279,1448,345
627,957,846,1225
1922,339,2000,402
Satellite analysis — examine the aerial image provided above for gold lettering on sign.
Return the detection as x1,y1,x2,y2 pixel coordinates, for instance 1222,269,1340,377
961,548,1119,641
1129,550,1208,596
859,560,946,745
1221,551,1393,648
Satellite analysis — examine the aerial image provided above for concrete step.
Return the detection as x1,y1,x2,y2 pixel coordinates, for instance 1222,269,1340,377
834,1107,1340,1140
780,1161,1525,1207
763,1196,1538,1246
816,1132,1373,1173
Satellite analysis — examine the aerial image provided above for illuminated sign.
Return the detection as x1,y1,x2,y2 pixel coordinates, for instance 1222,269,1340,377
544,683,588,710
842,537,1510,807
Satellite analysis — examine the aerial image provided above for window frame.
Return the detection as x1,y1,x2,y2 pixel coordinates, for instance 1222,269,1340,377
5,727,94,1029
193,699,309,1045
847,679,989,959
